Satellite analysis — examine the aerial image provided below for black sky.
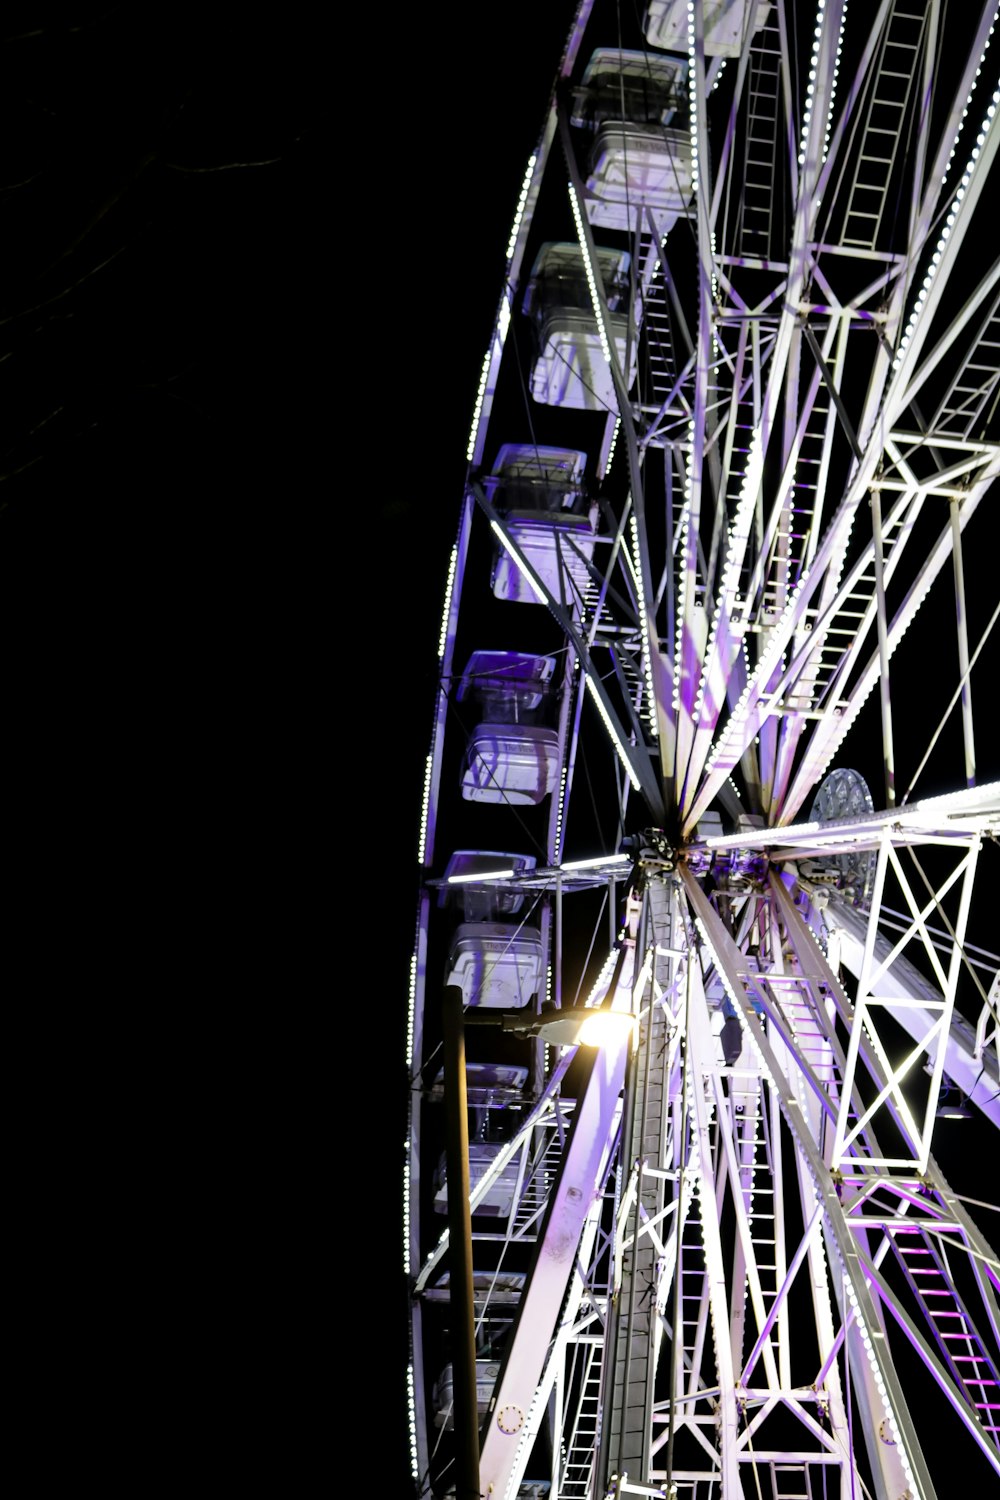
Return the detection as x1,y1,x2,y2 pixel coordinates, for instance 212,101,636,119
0,11,321,760
1,9,325,1478
8,8,989,1490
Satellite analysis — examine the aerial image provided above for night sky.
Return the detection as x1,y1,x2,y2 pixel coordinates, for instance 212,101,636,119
0,8,554,1485
0,11,322,784
0,12,319,507
0,9,325,1479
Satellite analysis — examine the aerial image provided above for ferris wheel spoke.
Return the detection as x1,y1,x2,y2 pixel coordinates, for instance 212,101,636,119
556,96,693,815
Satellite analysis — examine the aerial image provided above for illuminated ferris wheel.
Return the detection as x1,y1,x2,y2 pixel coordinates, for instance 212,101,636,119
403,4,1000,1499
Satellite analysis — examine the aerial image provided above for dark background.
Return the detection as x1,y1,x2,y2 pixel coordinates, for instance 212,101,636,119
0,7,326,1479
0,4,560,1484
5,6,991,1490
0,9,322,843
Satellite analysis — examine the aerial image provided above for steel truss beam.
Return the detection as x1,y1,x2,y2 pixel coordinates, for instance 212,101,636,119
680,863,1000,1499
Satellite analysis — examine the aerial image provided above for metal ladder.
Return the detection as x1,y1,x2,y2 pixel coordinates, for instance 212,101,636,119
729,1075,782,1373
893,1225,1000,1451
751,969,877,1170
758,387,833,632
509,1104,577,1240
769,1461,814,1500
759,974,840,1096
671,1075,719,1408
778,493,906,717
840,3,927,251
735,5,783,260
584,610,654,743
636,230,682,421
559,1334,607,1499
929,287,1000,442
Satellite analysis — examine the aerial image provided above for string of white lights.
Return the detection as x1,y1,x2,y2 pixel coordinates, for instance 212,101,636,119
465,153,539,463
585,673,642,791
507,154,537,262
568,183,613,366
416,751,433,866
437,545,458,662
798,0,845,171
893,84,1000,373
605,415,621,474
940,16,996,189
630,514,659,739
673,418,697,712
693,432,762,725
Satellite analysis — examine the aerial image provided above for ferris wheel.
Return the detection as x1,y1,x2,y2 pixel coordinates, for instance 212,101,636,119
403,4,1000,1499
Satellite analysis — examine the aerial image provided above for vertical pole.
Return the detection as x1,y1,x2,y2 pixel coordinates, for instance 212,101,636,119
869,486,895,807
443,985,481,1500
555,872,563,1010
601,888,648,1488
950,498,977,787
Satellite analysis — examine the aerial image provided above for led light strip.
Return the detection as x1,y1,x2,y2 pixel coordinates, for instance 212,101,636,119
466,343,495,462
416,751,433,866
561,853,631,873
490,520,548,603
506,154,537,262
406,1362,418,1478
687,4,700,198
586,673,642,791
606,415,621,473
693,431,762,723
554,761,568,864
554,656,581,864
402,1148,411,1278
630,514,659,738
466,155,539,464
893,84,1000,372
842,1286,920,1494
584,946,622,1008
941,17,996,188
673,418,697,711
568,183,613,365
437,545,458,662
709,227,720,345
406,952,417,1068
798,0,845,171
403,953,414,1296
823,5,845,165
